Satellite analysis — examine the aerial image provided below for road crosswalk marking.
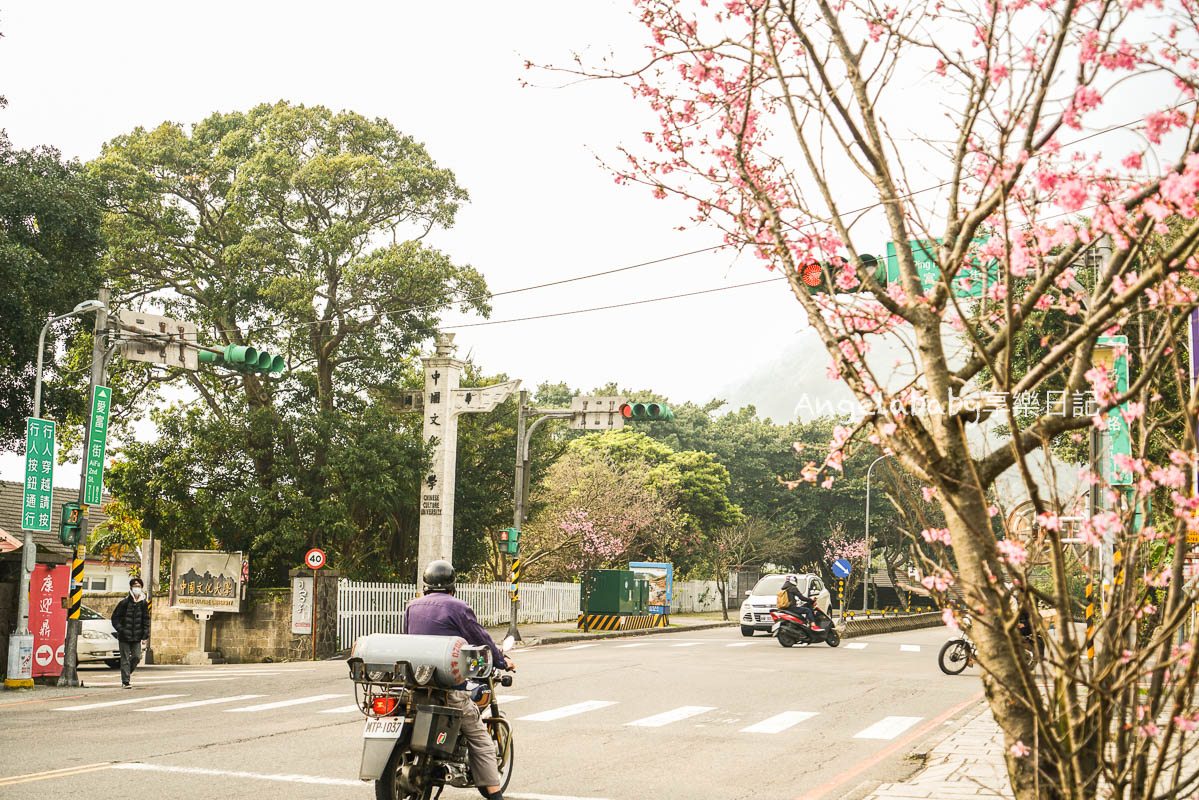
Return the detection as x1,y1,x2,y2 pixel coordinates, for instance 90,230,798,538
226,694,345,713
87,677,241,687
853,715,922,739
625,705,715,727
319,704,362,714
900,645,921,652
726,643,752,647
496,695,526,703
518,700,617,722
140,695,265,712
845,643,868,649
615,643,651,648
740,711,819,733
564,644,596,650
671,642,701,647
53,694,187,711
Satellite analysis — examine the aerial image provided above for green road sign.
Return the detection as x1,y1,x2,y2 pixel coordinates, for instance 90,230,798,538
22,418,56,531
885,239,998,298
83,385,112,506
1096,336,1132,486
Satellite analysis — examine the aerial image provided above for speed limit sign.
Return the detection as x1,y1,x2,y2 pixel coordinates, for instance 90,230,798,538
305,548,326,570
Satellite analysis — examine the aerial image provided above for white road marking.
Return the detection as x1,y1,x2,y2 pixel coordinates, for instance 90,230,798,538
845,643,868,650
140,695,265,712
625,705,715,727
495,695,526,703
111,763,614,798
671,642,702,647
853,715,923,739
129,670,288,677
518,700,617,722
53,694,187,711
900,644,921,652
86,677,241,687
726,643,752,647
740,711,819,734
615,642,651,648
225,694,345,712
318,704,362,714
564,644,596,650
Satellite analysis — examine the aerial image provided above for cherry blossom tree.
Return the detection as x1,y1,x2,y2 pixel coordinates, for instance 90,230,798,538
543,1,1199,796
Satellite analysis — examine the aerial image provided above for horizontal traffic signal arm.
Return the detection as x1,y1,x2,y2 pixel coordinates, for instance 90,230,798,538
198,344,285,374
619,401,674,421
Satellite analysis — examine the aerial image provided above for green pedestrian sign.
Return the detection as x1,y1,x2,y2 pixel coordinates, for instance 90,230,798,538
83,385,112,506
21,418,56,531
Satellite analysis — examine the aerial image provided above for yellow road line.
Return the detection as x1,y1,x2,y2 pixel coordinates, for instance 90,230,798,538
0,763,113,787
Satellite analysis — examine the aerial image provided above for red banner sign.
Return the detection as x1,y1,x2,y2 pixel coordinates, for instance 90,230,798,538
30,564,68,677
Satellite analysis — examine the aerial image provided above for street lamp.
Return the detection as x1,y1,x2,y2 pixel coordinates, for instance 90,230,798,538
6,298,107,689
863,454,890,613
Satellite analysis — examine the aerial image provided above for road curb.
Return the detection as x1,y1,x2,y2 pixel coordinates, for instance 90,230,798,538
518,620,736,647
839,611,943,639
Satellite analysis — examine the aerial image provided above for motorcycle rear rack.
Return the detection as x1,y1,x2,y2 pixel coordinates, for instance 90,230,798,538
347,657,424,718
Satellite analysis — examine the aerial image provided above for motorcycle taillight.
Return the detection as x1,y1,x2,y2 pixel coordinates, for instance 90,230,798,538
372,696,398,715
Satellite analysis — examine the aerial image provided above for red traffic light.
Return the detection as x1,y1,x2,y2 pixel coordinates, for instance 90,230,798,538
499,529,509,542
620,403,633,418
800,261,822,288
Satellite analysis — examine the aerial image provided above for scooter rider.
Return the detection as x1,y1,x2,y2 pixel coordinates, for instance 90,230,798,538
403,560,513,800
781,575,823,632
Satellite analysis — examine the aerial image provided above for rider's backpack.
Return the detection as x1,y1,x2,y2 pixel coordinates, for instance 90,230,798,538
776,589,791,608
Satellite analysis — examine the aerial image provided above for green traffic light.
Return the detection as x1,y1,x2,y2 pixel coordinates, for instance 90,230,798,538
198,344,285,373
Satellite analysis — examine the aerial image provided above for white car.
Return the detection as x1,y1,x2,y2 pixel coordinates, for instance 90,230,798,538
739,573,831,636
78,604,122,668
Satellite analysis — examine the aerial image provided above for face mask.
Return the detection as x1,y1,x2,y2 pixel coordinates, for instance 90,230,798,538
131,587,144,599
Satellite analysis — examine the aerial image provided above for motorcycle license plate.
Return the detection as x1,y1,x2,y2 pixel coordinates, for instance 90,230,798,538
771,621,780,633
363,717,405,740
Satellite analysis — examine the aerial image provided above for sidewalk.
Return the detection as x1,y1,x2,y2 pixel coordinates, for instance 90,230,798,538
864,707,1012,799
484,610,734,646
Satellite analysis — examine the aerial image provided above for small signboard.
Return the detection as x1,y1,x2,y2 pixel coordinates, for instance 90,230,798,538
305,548,326,570
21,418,56,532
114,310,199,370
629,561,673,614
83,385,112,506
169,550,245,613
885,238,998,298
30,564,68,677
570,396,627,431
291,575,314,634
832,558,852,579
1095,336,1132,485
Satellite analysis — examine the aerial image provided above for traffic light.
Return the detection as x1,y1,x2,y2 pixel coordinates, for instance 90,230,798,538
498,527,520,555
198,344,286,374
619,402,674,421
59,502,82,547
799,254,885,295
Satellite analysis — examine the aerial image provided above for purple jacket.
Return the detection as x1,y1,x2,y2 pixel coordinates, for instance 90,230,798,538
402,591,506,671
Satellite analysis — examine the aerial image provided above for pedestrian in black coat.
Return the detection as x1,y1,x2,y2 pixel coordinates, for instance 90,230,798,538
111,577,150,687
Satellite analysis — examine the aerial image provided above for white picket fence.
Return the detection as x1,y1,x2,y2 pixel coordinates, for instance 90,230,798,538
337,580,580,649
337,577,723,648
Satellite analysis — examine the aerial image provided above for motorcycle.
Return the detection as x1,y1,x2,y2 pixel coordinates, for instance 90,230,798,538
770,604,840,648
938,628,1043,675
349,633,517,800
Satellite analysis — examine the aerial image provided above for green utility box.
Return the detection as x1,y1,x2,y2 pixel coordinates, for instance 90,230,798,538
582,570,650,615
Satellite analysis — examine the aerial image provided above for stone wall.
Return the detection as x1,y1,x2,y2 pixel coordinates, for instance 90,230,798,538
86,583,336,665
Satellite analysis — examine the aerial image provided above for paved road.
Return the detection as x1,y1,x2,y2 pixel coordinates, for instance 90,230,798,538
0,625,984,800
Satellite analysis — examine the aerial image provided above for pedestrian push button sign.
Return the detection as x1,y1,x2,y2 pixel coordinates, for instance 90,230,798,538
22,418,56,532
305,548,326,570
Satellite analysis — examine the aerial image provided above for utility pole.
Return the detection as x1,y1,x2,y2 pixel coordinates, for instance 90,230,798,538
863,454,889,613
59,289,109,687
507,392,529,641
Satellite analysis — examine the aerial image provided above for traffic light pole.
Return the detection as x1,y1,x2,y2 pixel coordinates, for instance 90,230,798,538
59,289,109,687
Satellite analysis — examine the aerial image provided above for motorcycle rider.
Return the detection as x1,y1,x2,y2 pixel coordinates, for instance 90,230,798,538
402,560,513,800
780,575,823,632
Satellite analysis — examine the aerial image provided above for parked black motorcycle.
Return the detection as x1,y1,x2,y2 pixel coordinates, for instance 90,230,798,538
770,605,840,647
349,633,516,800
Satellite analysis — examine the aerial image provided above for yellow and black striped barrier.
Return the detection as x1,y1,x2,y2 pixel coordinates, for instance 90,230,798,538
509,558,521,602
1085,577,1095,660
68,551,83,619
576,613,669,631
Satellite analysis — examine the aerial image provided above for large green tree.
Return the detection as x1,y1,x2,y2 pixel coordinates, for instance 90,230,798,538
0,135,105,449
97,102,487,585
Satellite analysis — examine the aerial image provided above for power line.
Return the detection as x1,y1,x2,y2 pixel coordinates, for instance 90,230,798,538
441,277,787,329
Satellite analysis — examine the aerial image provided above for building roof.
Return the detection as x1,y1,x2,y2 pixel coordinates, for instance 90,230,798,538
0,480,113,562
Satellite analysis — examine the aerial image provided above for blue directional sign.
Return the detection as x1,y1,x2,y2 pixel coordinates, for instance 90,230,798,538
832,558,852,579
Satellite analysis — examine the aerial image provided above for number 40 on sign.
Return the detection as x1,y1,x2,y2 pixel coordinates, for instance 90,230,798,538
305,548,326,570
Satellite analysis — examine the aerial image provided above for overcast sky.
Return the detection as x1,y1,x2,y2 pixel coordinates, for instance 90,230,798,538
0,1,1168,487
